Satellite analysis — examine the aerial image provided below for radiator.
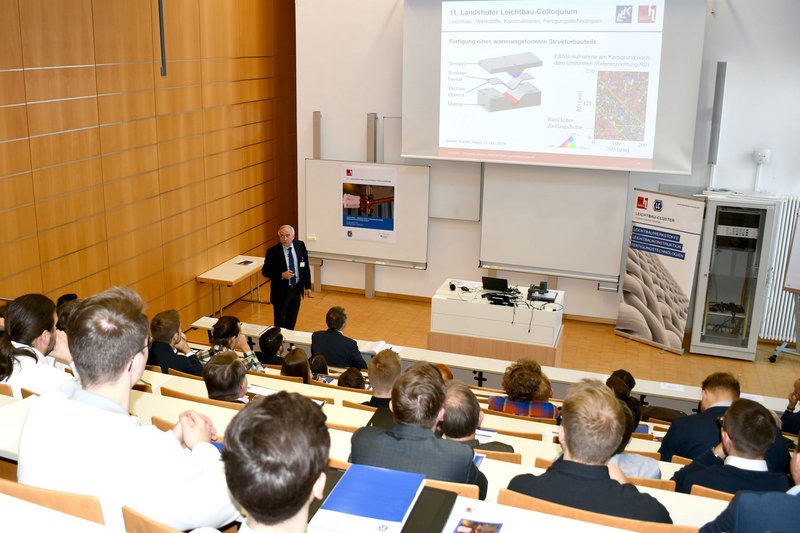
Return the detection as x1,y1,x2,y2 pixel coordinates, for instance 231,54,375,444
761,196,800,342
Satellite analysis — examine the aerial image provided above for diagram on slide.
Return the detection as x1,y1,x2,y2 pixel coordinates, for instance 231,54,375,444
594,71,649,141
473,52,543,112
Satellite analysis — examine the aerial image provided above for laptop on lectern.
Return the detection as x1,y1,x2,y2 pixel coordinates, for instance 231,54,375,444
481,276,509,292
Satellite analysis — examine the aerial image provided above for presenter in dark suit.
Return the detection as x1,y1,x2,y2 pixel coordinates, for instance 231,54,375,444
262,225,311,330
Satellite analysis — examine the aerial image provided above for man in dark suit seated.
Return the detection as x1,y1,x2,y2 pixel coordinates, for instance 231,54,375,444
203,352,249,404
507,379,672,524
442,381,514,453
362,348,401,409
780,377,800,434
672,398,791,494
659,372,790,473
310,306,366,370
701,451,800,533
147,310,203,376
349,362,487,499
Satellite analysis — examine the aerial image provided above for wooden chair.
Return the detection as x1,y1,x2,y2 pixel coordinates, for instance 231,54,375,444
248,370,302,383
627,449,661,460
167,368,202,381
424,479,479,498
631,432,655,441
145,365,163,373
497,489,697,532
534,457,553,469
487,427,543,441
690,484,734,502
468,384,505,395
264,364,283,370
0,457,17,482
328,457,351,470
122,505,180,533
671,455,692,465
478,450,522,464
151,416,174,432
311,379,372,395
326,421,360,433
0,477,104,524
627,477,676,491
0,383,12,397
160,386,245,411
482,407,557,425
133,382,153,394
342,399,377,412
308,395,334,405
648,418,672,426
20,388,37,398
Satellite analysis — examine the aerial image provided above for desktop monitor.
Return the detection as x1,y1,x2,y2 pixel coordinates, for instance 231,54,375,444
482,276,509,292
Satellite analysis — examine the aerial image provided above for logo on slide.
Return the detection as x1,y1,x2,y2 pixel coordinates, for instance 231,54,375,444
615,5,633,23
345,168,353,176
654,199,663,212
638,5,657,23
636,196,648,209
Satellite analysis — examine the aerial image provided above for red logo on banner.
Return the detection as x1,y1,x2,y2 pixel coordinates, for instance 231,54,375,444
636,196,648,209
345,168,353,176
638,5,657,23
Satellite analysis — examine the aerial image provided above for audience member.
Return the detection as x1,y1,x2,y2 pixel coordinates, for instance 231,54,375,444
435,363,454,381
17,287,239,530
222,392,330,533
204,352,249,404
281,347,313,384
700,451,800,533
672,398,790,494
55,293,78,310
55,298,79,331
0,294,75,398
606,374,642,431
610,369,636,391
197,316,263,372
535,373,552,402
350,363,488,499
362,349,401,409
488,358,557,419
443,381,514,453
256,327,284,366
659,372,790,472
607,401,661,479
780,377,800,434
148,310,203,376
310,306,367,369
309,354,329,380
507,379,671,523
337,367,365,389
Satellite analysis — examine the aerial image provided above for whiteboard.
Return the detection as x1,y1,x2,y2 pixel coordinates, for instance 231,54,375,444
305,159,430,268
480,164,628,282
784,213,800,293
383,117,481,221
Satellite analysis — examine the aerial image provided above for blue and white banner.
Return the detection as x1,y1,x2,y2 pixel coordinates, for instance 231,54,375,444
615,189,705,353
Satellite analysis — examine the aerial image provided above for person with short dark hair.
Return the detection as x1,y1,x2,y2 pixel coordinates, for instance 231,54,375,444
443,381,514,453
659,372,789,472
672,398,790,494
362,349,401,409
780,377,800,434
256,327,284,366
608,401,661,479
310,306,366,370
56,293,78,310
281,347,312,384
350,363,488,499
488,358,556,419
196,316,263,372
309,354,328,380
508,380,671,524
148,310,203,376
17,287,239,530
261,224,312,329
0,293,74,398
222,392,329,533
204,352,249,403
337,367,365,389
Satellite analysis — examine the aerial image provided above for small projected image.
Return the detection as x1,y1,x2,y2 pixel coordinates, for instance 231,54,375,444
594,71,649,141
454,519,503,533
341,183,395,231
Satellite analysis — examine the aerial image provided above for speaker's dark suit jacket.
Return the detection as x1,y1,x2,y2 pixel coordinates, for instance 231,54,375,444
311,329,367,369
659,405,790,472
261,240,311,327
350,424,487,499
672,450,791,494
147,340,203,376
700,489,800,533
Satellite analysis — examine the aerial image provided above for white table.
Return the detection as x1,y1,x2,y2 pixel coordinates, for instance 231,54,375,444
428,279,565,366
196,255,266,316
0,492,114,532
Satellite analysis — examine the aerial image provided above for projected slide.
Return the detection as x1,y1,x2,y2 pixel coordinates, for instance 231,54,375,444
439,0,664,168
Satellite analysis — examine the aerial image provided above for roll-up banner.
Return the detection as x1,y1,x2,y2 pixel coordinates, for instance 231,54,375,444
615,189,705,353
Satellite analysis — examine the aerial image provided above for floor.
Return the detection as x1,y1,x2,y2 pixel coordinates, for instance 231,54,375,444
187,289,800,400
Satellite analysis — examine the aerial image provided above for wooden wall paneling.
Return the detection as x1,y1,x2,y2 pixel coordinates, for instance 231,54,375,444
160,205,207,244
102,170,160,211
0,0,23,69
204,147,243,180
109,247,164,287
0,72,26,106
152,61,201,90
96,63,155,94
92,0,153,64
162,230,208,266
29,128,101,169
0,268,43,297
147,296,167,318
0,173,35,211
26,98,99,137
128,271,166,304
40,241,109,294
154,86,203,116
163,251,208,290
46,270,111,302
206,169,244,200
201,57,272,84
0,235,40,274
243,183,268,211
206,190,245,227
158,159,205,194
98,91,157,124
106,222,163,265
38,215,107,263
23,67,96,102
198,0,238,59
19,0,96,68
159,181,206,220
206,214,240,248
242,140,271,167
105,196,162,238
242,161,272,188
31,158,103,201
98,117,157,154
157,136,204,168
34,186,105,231
101,144,158,182
156,110,204,142
0,106,29,141
0,140,33,178
165,278,209,314
239,0,272,57
153,0,201,62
